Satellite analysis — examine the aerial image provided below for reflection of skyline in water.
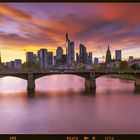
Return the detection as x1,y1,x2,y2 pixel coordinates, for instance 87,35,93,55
0,75,140,134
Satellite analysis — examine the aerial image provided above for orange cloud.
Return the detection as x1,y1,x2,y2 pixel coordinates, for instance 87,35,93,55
0,5,32,22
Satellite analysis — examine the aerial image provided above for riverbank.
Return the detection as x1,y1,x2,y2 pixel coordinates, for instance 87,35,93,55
108,74,135,81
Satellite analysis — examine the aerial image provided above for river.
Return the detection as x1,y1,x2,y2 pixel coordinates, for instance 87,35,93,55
0,75,140,134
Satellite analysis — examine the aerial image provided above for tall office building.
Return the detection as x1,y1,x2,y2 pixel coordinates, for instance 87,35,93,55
26,52,36,62
37,49,48,69
56,47,63,60
53,56,57,66
68,41,75,65
115,50,122,61
48,52,53,66
62,55,67,66
105,45,112,64
79,43,87,64
76,53,80,64
66,33,75,67
56,47,63,66
87,52,92,65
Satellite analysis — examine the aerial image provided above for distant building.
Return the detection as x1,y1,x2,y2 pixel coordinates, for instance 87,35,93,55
56,47,63,66
5,62,10,68
68,41,75,66
48,52,53,66
87,52,92,65
62,55,67,65
56,47,63,60
53,56,57,66
37,49,48,69
129,59,140,68
9,61,15,69
76,53,80,64
79,43,87,64
94,57,99,64
26,52,36,62
128,56,134,62
15,59,22,69
105,45,112,64
115,50,122,61
66,33,75,66
34,54,37,62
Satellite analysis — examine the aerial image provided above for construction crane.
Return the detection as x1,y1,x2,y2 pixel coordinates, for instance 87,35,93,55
98,43,105,63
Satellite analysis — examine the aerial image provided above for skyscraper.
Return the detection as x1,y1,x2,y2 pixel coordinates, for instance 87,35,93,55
66,33,75,67
56,47,63,60
48,52,53,66
115,50,122,61
105,45,112,64
66,33,70,66
61,55,67,66
79,43,87,64
68,41,75,65
76,53,80,64
87,52,92,65
37,49,48,69
56,47,63,66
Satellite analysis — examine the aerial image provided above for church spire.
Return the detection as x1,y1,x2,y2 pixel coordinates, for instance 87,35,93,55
105,45,112,64
107,44,110,51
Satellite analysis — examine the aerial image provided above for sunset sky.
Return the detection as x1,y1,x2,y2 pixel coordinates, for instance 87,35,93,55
0,3,140,62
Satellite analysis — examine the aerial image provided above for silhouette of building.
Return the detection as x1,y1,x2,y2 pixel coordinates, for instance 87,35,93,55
68,41,75,66
128,56,134,62
115,50,121,61
66,33,75,67
9,61,15,69
26,52,36,62
48,52,53,66
15,59,22,69
94,57,99,64
56,47,63,66
62,55,67,66
37,49,48,69
53,56,56,66
56,47,63,60
87,52,92,65
105,45,112,64
79,43,87,64
76,53,80,64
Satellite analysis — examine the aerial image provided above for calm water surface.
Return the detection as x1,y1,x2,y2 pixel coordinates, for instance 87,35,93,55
0,75,140,134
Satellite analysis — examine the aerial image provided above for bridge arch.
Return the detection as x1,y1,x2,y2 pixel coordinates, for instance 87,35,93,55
34,73,89,80
0,75,27,80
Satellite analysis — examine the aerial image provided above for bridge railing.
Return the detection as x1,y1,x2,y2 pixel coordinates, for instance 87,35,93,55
0,68,140,74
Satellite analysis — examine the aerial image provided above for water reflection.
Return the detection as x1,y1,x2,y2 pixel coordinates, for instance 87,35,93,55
0,75,140,134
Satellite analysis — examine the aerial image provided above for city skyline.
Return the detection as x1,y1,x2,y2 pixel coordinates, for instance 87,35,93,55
0,3,140,62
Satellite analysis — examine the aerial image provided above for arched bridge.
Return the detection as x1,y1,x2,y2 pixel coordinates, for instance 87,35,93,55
0,69,140,94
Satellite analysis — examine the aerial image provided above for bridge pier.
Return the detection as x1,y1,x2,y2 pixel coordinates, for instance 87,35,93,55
134,79,140,90
27,73,35,95
85,74,96,91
